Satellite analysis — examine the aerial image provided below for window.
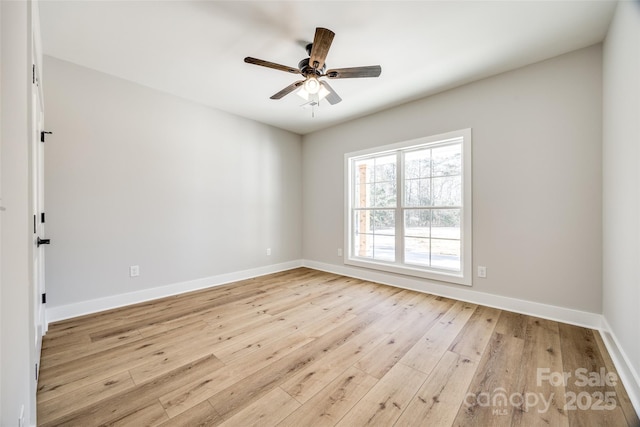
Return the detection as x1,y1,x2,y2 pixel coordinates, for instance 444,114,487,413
344,129,472,285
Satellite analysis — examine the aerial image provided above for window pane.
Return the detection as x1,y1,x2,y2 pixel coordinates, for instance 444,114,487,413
354,210,372,258
374,235,395,262
373,210,395,235
431,239,461,271
354,231,372,258
355,155,397,208
405,237,429,266
404,209,430,237
354,158,374,183
373,182,396,207
404,178,430,207
374,155,396,183
354,210,372,234
432,144,461,177
431,176,461,206
354,182,373,208
353,210,395,261
431,209,460,239
405,149,430,179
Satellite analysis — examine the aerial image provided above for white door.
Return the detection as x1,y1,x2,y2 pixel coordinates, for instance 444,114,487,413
31,53,47,369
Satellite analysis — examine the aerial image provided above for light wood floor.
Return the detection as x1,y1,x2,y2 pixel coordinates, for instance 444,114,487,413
37,268,639,426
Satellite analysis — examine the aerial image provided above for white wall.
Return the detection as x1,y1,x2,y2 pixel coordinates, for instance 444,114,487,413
43,56,302,311
602,0,640,410
1,1,4,419
1,2,35,425
303,45,603,314
0,0,4,421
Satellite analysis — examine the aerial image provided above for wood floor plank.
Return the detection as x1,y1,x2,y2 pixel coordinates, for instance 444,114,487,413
510,317,568,427
37,371,135,425
107,401,169,427
394,350,478,427
37,268,639,427
129,330,229,384
40,329,143,369
349,297,437,381
39,354,223,427
218,387,300,427
160,332,313,418
334,362,427,426
278,366,378,427
277,288,444,402
399,300,476,375
89,286,270,342
558,323,629,426
279,324,389,403
38,320,212,401
452,331,525,426
355,326,428,379
212,295,358,364
157,401,222,427
494,310,528,339
448,304,500,361
207,311,381,422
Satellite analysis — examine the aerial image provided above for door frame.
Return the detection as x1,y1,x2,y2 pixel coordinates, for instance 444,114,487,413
29,1,46,390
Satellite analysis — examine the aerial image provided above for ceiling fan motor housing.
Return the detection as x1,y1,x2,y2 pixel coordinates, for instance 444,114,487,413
298,57,325,77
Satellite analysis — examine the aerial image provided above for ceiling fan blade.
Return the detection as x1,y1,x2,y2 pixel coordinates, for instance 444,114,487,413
325,65,382,79
244,57,300,74
309,27,335,70
321,81,342,105
270,80,305,100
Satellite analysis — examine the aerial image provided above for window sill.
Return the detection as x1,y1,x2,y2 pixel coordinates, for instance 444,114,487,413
344,257,472,286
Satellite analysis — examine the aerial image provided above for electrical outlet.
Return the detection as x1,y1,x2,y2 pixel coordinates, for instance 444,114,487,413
477,266,487,278
129,265,140,277
337,248,343,257
266,248,272,256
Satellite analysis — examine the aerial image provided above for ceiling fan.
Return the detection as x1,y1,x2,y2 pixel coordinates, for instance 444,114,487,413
244,27,382,106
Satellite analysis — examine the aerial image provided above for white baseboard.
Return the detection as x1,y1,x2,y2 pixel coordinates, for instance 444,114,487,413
600,317,640,418
302,260,603,329
46,260,303,323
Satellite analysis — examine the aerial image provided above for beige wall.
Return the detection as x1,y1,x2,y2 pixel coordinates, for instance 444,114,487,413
602,0,640,402
43,56,303,308
303,45,603,313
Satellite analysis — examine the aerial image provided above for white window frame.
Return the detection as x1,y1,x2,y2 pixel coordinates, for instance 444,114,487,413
344,128,472,286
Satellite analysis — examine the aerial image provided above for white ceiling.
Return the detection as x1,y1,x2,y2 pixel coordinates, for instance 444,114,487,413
39,1,616,135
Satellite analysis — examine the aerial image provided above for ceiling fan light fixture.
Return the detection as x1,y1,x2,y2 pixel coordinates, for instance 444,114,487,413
303,77,321,94
318,83,330,100
297,80,329,102
297,87,310,101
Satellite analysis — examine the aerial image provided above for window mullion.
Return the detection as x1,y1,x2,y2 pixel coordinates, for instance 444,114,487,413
396,151,403,265
429,150,434,267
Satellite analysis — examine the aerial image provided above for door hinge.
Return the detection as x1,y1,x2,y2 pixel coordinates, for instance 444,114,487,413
41,293,46,304
32,64,35,84
41,131,52,143
35,363,39,381
41,212,46,223
33,215,36,234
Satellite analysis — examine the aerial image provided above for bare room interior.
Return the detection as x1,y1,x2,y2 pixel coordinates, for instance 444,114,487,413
1,1,639,426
